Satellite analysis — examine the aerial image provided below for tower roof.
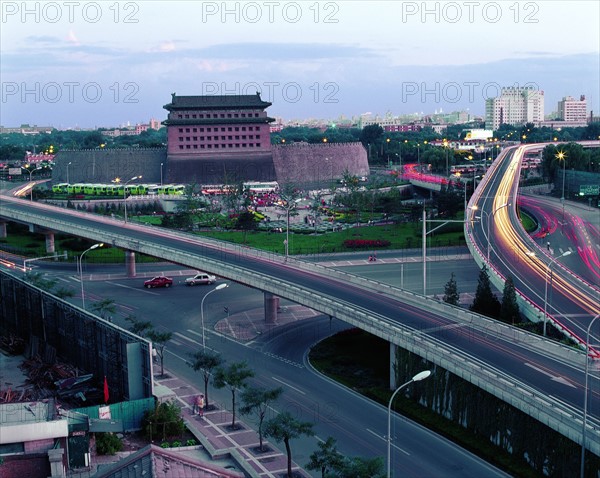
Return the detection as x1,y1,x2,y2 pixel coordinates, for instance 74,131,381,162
164,92,272,110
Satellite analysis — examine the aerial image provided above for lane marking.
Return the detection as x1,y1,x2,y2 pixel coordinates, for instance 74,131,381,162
105,281,158,294
366,428,410,456
271,376,306,395
524,362,576,388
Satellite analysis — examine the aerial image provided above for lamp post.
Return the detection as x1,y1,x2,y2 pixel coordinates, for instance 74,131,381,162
200,283,228,349
422,209,464,295
67,161,72,184
580,314,600,478
485,203,509,263
556,151,567,230
117,175,142,223
387,370,431,477
160,162,163,186
25,166,42,201
542,250,572,336
283,197,302,261
78,243,103,309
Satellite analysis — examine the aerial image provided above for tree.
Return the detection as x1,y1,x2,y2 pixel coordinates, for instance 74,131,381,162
142,400,184,442
187,350,224,411
263,412,314,478
24,271,57,291
470,266,501,319
90,298,116,320
306,436,344,478
336,456,385,478
500,276,521,324
146,329,173,377
443,272,460,305
126,316,172,377
213,361,255,429
240,386,283,452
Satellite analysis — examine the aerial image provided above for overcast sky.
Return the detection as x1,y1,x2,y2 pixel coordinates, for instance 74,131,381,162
1,0,599,128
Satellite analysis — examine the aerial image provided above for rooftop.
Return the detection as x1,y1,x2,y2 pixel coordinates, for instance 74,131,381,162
164,93,272,111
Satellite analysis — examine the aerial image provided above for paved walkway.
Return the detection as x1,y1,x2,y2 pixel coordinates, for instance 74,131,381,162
155,371,312,478
150,303,322,477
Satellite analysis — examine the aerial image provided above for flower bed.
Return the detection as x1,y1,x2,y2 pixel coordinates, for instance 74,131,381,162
343,239,391,249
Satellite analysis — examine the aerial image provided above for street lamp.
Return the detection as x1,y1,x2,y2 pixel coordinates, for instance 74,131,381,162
25,166,42,201
200,283,228,349
580,314,600,478
67,161,72,184
387,370,431,477
542,250,572,336
160,162,163,186
481,203,509,263
114,175,142,223
78,243,103,309
282,197,302,261
556,150,567,229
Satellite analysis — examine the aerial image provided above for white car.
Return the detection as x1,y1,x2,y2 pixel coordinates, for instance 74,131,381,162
185,272,217,286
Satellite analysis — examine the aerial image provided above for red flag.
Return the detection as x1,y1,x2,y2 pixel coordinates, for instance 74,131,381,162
103,376,109,404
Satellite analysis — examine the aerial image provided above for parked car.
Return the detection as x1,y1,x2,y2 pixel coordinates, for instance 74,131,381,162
144,276,173,288
185,272,217,286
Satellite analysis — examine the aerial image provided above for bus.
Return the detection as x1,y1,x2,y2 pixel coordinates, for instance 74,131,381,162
52,183,68,193
243,181,279,194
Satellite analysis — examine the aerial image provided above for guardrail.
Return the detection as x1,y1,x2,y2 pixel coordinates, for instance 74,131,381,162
1,199,598,455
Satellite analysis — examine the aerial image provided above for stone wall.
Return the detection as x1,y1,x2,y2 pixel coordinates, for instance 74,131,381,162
53,148,167,184
52,142,369,187
165,152,276,184
272,142,369,186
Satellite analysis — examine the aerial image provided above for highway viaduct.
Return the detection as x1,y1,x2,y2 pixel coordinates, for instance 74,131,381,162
1,194,597,463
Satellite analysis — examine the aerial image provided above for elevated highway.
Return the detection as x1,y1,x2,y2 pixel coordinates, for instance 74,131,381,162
465,143,600,347
1,193,598,456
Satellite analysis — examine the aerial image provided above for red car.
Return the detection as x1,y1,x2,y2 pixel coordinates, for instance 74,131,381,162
144,276,173,289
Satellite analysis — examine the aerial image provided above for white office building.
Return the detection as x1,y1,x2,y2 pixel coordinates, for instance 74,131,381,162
557,95,587,122
485,87,545,130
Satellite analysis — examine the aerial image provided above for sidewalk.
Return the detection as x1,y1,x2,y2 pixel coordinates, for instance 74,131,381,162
155,366,313,478
151,303,321,477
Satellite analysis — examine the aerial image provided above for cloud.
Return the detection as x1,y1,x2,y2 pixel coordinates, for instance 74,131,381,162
25,35,62,44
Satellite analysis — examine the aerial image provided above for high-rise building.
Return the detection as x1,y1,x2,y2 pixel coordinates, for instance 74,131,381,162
557,95,587,122
485,87,544,130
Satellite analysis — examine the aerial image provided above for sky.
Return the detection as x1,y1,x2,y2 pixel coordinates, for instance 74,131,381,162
1,0,599,128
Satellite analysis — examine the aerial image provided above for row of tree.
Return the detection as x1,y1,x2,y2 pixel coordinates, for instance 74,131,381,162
121,315,384,477
443,267,520,325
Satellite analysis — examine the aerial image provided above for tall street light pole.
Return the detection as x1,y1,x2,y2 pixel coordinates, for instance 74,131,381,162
580,314,600,478
160,162,163,186
283,197,301,261
26,166,42,201
556,151,567,230
486,203,509,263
78,243,103,309
122,175,142,223
200,283,228,349
387,370,431,477
543,250,572,336
67,162,72,184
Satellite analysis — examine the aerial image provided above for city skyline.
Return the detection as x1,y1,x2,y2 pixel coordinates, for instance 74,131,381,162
1,1,599,128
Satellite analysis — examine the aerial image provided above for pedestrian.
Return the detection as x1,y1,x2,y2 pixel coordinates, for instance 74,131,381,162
196,394,205,417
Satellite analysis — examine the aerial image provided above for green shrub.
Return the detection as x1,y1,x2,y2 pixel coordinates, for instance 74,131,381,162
95,433,123,455
171,440,182,448
142,401,185,441
186,439,197,446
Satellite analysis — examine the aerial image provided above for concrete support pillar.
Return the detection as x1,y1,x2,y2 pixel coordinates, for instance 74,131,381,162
47,447,66,477
44,231,55,253
0,221,6,238
390,342,398,390
264,292,279,324
125,250,136,278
